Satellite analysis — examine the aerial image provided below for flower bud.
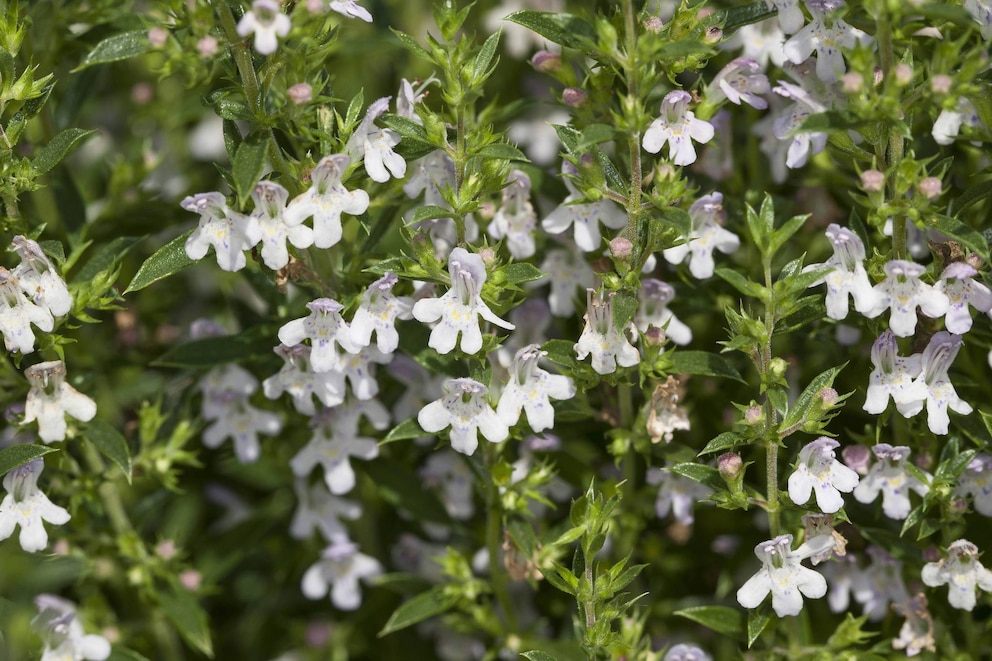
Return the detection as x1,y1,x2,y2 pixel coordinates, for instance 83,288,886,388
744,405,763,425
478,247,496,266
918,176,942,199
288,83,313,105
155,540,178,560
860,169,885,192
148,27,168,48
644,326,666,346
842,444,871,475
179,569,203,591
609,237,633,259
895,63,913,86
818,387,838,407
718,452,743,481
842,72,863,94
644,16,663,33
197,35,218,57
530,50,561,72
704,25,723,44
563,87,588,107
931,74,952,94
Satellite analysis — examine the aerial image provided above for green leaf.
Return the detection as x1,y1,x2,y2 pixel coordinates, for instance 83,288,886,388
541,338,580,369
124,230,197,293
380,418,426,445
380,115,431,143
949,178,992,214
935,448,977,483
716,267,769,301
612,289,638,330
391,29,433,62
157,584,214,657
504,11,596,53
501,262,545,285
778,364,844,434
108,648,152,661
520,652,559,661
152,332,273,369
0,444,58,477
476,143,529,161
84,420,132,483
34,128,96,175
73,29,152,71
716,1,776,33
769,214,809,256
471,30,501,84
925,214,989,260
668,350,744,382
508,517,538,557
674,605,743,637
698,431,745,456
543,561,578,595
552,525,586,546
74,236,142,282
669,462,723,489
232,132,269,207
363,458,451,524
747,608,772,648
39,240,66,264
745,195,775,252
378,586,457,637
408,205,454,225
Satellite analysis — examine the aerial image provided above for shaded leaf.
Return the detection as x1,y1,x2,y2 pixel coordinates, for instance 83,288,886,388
380,418,426,445
363,458,450,524
157,585,214,657
34,129,96,175
504,11,595,53
84,420,132,483
476,143,529,161
125,230,197,293
74,30,151,71
698,431,745,456
0,444,58,477
668,350,744,382
747,608,772,648
232,132,269,207
501,262,545,285
675,605,744,637
74,236,142,282
378,586,457,637
152,332,273,369
520,652,559,661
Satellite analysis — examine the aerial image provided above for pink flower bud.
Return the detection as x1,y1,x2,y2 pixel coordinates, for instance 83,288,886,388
895,63,913,86
197,35,218,57
531,50,561,72
931,74,953,94
718,452,743,480
563,87,588,108
842,73,863,94
842,444,871,475
918,177,942,199
179,569,203,591
288,83,313,105
644,16,663,33
609,237,633,259
860,169,885,192
148,27,168,48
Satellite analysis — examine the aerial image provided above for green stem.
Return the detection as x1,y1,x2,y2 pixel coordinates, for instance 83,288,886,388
621,0,642,253
761,256,780,538
875,4,907,258
81,443,132,536
484,443,518,635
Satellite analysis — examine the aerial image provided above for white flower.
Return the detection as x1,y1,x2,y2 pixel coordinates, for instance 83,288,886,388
965,0,992,39
643,91,715,167
865,260,949,337
736,534,833,617
771,81,829,170
932,97,981,145
301,540,382,610
922,539,992,611
0,266,54,353
806,223,878,320
537,243,596,317
403,149,455,207
290,481,362,543
487,170,538,259
278,298,361,373
663,643,711,661
646,466,711,526
662,192,740,279
396,77,435,121
954,454,992,516
788,437,860,513
329,0,372,22
263,344,346,414
936,262,992,334
0,458,70,553
707,57,771,109
182,191,260,272
250,181,313,270
202,397,281,463
541,161,627,252
909,331,972,436
290,409,379,494
23,361,97,444
495,345,575,433
34,595,111,661
350,273,413,354
338,345,391,400
856,546,910,621
735,19,788,68
634,279,692,345
646,377,691,443
412,248,514,355
236,0,291,55
574,289,640,375
892,594,936,656
422,450,475,520
346,97,405,183
284,154,370,249
418,378,508,456
853,444,930,520
764,0,805,34
863,330,927,417
198,363,259,420
11,236,71,317
783,0,874,82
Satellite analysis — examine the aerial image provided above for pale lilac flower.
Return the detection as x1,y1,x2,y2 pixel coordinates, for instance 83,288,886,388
932,98,981,145
0,459,70,553
301,540,382,610
250,181,314,270
507,109,569,166
0,267,54,353
643,91,715,167
765,0,805,34
537,243,596,317
662,192,740,279
865,260,949,337
909,331,972,436
263,344,346,414
783,0,874,82
290,480,361,543
735,19,788,66
495,345,575,433
822,555,862,612
634,279,692,345
11,236,71,317
388,355,445,423
663,643,712,661
198,364,258,420
34,595,111,661
856,546,909,621
338,345,392,401
806,223,878,320
892,594,936,656
285,154,370,249
182,192,260,272
853,444,930,520
422,450,475,520
278,298,361,373
202,395,281,463
236,0,291,55
646,466,712,526
736,534,833,616
771,81,829,170
965,0,992,39
693,110,734,181
954,454,992,516
487,170,538,259
922,539,992,611
541,161,627,252
936,262,992,334
788,437,860,513
417,378,508,456
707,57,770,109
23,361,96,444
329,0,372,22
574,289,640,375
291,409,379,494
412,248,514,355
346,97,405,182
350,273,413,354
863,331,927,417
396,77,436,122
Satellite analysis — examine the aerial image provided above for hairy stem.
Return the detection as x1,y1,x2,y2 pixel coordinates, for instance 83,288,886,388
621,0,643,253
485,443,518,635
762,256,780,537
875,5,907,258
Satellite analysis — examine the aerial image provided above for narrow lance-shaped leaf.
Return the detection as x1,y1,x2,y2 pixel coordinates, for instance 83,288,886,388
125,230,197,294
34,129,96,175
73,30,152,71
378,586,457,637
0,445,58,477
